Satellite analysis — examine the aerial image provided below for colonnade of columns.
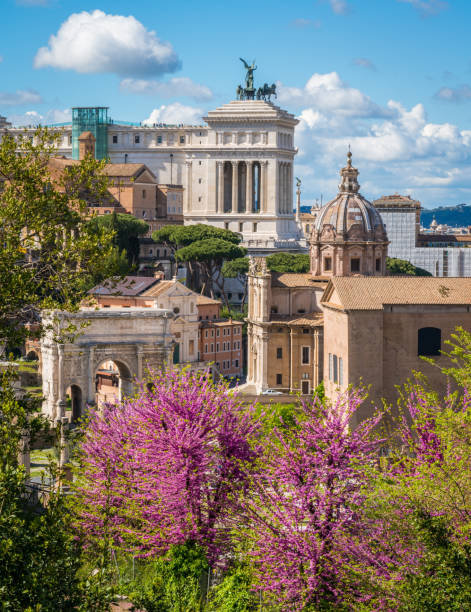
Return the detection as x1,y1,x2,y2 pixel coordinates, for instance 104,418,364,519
278,161,293,214
216,160,268,214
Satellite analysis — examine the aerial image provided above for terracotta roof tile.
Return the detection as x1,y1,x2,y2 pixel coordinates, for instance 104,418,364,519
89,275,159,296
323,277,471,310
270,312,324,326
271,273,329,288
196,295,221,305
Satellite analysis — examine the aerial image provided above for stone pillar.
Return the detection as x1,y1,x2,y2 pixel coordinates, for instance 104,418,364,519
279,163,284,214
137,346,143,380
245,161,252,214
290,328,296,392
87,346,95,406
55,344,66,422
18,430,30,478
261,161,268,212
231,161,238,213
314,329,320,387
261,332,269,391
217,161,224,213
288,164,292,213
185,161,192,212
296,180,301,222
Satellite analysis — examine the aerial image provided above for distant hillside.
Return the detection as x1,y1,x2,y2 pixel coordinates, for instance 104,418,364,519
421,204,471,228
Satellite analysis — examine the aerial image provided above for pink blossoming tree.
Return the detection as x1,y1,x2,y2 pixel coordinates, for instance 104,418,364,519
74,369,259,565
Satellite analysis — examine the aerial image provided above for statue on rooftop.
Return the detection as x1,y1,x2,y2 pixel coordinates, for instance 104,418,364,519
240,58,257,90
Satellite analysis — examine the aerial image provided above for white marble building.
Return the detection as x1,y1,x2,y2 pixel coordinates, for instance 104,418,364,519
3,100,305,253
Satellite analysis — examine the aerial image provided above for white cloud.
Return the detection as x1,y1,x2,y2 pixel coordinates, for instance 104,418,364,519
435,84,471,102
277,72,391,118
0,89,42,106
291,71,471,205
7,108,71,126
353,57,376,71
34,10,180,76
291,18,321,28
142,103,203,126
120,77,213,101
397,0,448,17
329,0,350,15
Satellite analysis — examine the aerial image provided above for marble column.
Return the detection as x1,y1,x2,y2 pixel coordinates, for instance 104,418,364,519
231,161,238,213
245,161,252,214
261,161,268,212
185,161,192,212
217,161,224,213
55,344,66,421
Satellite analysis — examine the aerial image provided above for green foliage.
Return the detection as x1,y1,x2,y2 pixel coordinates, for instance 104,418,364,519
152,223,242,249
87,211,148,269
266,252,310,273
0,370,83,611
0,128,115,346
439,325,471,388
127,541,209,612
222,257,249,278
386,256,432,276
207,564,258,611
399,511,471,611
175,238,246,264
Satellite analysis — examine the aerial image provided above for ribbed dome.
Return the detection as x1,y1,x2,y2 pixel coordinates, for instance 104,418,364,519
309,152,389,278
313,151,386,242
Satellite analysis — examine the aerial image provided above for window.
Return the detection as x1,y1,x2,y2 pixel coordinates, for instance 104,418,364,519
112,135,118,144
276,347,283,359
418,327,441,356
271,306,278,314
351,258,360,273
324,257,332,271
180,135,185,144
68,135,72,145
302,346,310,365
303,328,309,334
198,178,202,184
224,222,229,230
333,355,338,383
238,293,243,300
339,357,343,386
149,249,153,255
189,340,194,355
142,211,147,217
216,329,220,336
210,343,214,352
211,330,214,337
142,189,146,199
375,258,381,272
199,161,202,165
216,343,220,352
157,135,162,144
235,359,239,368
198,196,202,202
253,222,258,232
298,309,306,314
276,374,282,385
173,307,180,314
135,135,140,144
205,330,208,338
205,344,208,352
239,222,243,232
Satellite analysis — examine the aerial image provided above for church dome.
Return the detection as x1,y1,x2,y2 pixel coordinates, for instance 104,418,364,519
310,151,389,277
312,151,386,243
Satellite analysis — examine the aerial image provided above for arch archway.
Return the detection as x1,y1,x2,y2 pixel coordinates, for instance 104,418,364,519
95,358,133,407
66,384,83,423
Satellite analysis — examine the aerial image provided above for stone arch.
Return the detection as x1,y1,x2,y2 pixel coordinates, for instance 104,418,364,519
66,384,83,423
95,357,134,406
26,349,39,361
40,309,174,422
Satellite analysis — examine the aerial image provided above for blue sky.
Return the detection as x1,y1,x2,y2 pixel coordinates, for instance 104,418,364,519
2,0,471,208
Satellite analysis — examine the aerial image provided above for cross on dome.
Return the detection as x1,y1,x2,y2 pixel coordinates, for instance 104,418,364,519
339,149,360,194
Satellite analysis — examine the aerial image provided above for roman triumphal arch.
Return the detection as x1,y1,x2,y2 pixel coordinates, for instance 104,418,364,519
41,308,174,422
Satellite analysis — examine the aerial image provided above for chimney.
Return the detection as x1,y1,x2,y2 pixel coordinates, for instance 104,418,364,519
78,131,96,160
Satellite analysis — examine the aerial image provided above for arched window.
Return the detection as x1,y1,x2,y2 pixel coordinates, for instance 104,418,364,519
418,327,441,356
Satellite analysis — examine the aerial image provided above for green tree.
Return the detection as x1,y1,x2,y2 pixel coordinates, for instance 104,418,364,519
222,257,250,308
174,235,246,308
0,369,83,610
266,252,310,273
0,128,115,347
386,256,432,276
87,211,148,270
